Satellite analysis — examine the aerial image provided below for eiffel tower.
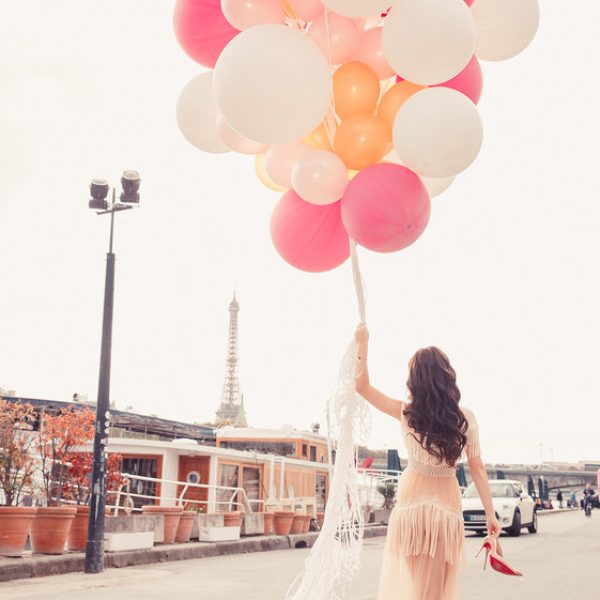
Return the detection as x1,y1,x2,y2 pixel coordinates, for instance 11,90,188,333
215,292,248,427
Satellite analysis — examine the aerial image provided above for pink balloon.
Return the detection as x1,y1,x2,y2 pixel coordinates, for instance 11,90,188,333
309,12,362,65
221,0,285,31
264,142,309,189
216,114,269,154
292,150,348,205
464,0,475,6
173,0,239,68
271,191,350,272
353,27,394,80
341,163,430,253
294,0,325,21
434,55,483,104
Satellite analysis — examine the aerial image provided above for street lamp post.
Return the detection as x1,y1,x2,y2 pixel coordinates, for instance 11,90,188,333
84,171,141,574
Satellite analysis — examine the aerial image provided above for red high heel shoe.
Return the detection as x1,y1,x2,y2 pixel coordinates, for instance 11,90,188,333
476,536,523,577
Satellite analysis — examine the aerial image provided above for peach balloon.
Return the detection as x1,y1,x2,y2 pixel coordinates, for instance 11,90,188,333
309,12,362,65
333,61,380,120
303,122,333,151
353,27,394,80
293,0,325,21
255,154,286,192
216,114,269,154
221,0,285,30
264,141,310,189
334,114,389,170
378,81,425,133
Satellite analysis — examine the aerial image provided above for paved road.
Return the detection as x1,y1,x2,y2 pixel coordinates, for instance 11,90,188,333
1,511,598,599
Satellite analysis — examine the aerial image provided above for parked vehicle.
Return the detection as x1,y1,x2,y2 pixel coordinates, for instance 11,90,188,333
461,479,537,537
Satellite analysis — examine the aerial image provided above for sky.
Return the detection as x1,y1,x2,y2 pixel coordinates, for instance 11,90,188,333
0,1,598,465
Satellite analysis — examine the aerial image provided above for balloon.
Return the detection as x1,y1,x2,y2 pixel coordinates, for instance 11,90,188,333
214,25,332,144
309,12,362,65
264,142,310,189
434,55,483,104
378,82,425,134
393,87,483,178
221,0,285,31
293,0,325,21
464,0,475,5
292,150,348,205
176,73,229,153
215,114,269,154
420,175,455,198
382,0,476,85
341,163,430,253
303,122,333,151
255,154,286,192
322,0,391,19
471,0,540,62
334,115,389,170
353,27,394,80
333,61,380,120
173,0,239,68
271,191,350,272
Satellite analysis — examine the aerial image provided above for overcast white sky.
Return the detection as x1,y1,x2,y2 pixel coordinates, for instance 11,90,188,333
1,2,598,465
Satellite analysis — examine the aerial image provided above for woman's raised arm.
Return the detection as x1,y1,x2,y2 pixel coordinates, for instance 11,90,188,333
354,323,402,420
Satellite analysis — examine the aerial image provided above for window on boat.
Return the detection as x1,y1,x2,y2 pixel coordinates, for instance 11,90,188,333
121,457,159,508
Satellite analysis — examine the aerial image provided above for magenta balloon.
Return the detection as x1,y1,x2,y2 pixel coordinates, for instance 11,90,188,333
341,163,430,253
173,0,240,68
271,191,350,272
434,55,483,104
464,0,475,6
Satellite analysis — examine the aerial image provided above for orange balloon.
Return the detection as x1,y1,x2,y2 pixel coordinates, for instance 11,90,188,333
378,81,425,134
303,122,333,151
334,115,389,171
333,61,380,120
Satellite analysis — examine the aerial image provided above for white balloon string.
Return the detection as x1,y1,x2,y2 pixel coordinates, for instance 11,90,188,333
350,239,367,324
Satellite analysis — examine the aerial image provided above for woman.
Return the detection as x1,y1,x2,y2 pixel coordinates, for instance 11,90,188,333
354,323,502,600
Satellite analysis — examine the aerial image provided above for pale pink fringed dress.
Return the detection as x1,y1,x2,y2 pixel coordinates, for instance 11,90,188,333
377,404,480,600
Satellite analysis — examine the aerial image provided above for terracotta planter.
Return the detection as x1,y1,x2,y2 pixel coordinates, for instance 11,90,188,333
317,511,325,529
301,514,312,534
66,505,90,552
0,506,37,557
217,511,243,527
142,506,183,544
289,514,305,535
273,510,295,535
175,511,196,543
31,506,77,554
262,512,274,535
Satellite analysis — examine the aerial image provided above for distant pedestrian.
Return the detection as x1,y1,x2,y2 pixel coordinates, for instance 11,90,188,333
570,491,577,509
556,490,563,509
583,484,595,515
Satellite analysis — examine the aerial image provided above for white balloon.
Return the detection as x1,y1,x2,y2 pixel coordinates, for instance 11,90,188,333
393,88,483,178
214,25,332,145
322,0,390,18
471,0,540,61
292,149,348,205
420,175,455,198
382,0,476,85
216,114,269,154
176,73,229,154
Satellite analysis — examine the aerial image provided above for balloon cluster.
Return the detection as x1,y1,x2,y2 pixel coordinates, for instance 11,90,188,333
174,0,539,272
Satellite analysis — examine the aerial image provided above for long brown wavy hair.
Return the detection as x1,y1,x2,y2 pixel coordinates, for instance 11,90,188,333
403,347,468,466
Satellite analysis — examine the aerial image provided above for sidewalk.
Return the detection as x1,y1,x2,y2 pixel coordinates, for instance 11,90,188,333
0,525,388,584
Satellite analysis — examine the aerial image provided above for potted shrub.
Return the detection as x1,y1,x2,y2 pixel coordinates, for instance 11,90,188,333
0,399,38,556
64,452,124,551
142,505,183,544
374,481,397,525
31,408,97,554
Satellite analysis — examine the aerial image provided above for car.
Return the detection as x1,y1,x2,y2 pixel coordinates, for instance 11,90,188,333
461,479,537,537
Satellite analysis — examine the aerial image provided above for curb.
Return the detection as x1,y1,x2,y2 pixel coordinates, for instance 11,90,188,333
0,526,389,584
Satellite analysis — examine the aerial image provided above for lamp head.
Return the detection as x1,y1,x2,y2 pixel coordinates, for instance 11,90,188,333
89,178,109,210
120,170,141,204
